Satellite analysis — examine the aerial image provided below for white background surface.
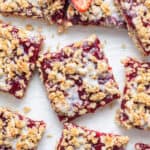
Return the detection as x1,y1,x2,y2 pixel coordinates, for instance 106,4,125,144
0,15,150,150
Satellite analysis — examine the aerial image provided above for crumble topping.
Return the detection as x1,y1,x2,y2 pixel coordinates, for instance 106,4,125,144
67,0,125,27
37,35,120,122
116,0,150,55
0,22,43,98
41,0,66,24
0,0,66,24
0,0,44,19
57,123,129,150
0,107,46,150
116,58,150,130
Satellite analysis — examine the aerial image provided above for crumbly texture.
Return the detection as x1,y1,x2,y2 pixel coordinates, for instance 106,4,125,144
116,58,150,130
0,107,46,150
37,35,120,122
0,0,66,24
0,22,43,98
115,0,150,56
41,0,66,24
57,123,129,150
135,143,150,150
0,0,44,19
66,0,125,28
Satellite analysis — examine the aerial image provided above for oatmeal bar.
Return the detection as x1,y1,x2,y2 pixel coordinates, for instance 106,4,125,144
0,0,44,19
0,107,46,150
0,0,66,24
116,58,150,130
37,35,120,122
66,0,125,28
0,22,43,98
57,123,129,150
135,143,150,150
115,0,150,55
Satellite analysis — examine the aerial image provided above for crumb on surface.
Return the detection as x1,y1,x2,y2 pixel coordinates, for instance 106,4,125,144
47,134,53,138
23,107,31,114
25,24,34,31
121,43,126,49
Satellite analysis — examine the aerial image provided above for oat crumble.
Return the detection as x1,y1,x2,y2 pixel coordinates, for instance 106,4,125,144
0,22,43,98
37,35,120,122
0,0,66,25
0,107,46,150
115,0,150,55
116,57,150,130
57,123,129,150
66,0,125,28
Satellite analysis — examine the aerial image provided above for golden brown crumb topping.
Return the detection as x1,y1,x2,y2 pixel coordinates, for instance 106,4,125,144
0,107,46,150
37,35,120,122
67,0,124,25
57,123,129,150
0,0,66,24
116,58,150,129
0,23,42,98
0,0,43,18
117,0,150,55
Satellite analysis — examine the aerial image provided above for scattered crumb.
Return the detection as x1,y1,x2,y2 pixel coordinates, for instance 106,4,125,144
23,107,31,114
47,134,52,138
57,22,72,34
121,43,126,49
56,42,60,50
58,26,65,34
51,34,55,38
101,43,104,49
109,102,115,109
25,24,34,31
0,20,3,24
47,47,51,52
104,40,107,45
37,26,42,33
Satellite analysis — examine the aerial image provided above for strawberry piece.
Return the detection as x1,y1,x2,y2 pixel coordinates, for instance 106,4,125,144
71,0,92,12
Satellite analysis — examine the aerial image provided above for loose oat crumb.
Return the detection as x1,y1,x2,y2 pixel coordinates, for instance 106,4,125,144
121,43,126,49
104,40,107,45
25,24,34,31
56,42,60,50
47,134,53,138
51,34,55,38
58,26,65,33
37,27,42,33
23,107,31,114
109,102,115,109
